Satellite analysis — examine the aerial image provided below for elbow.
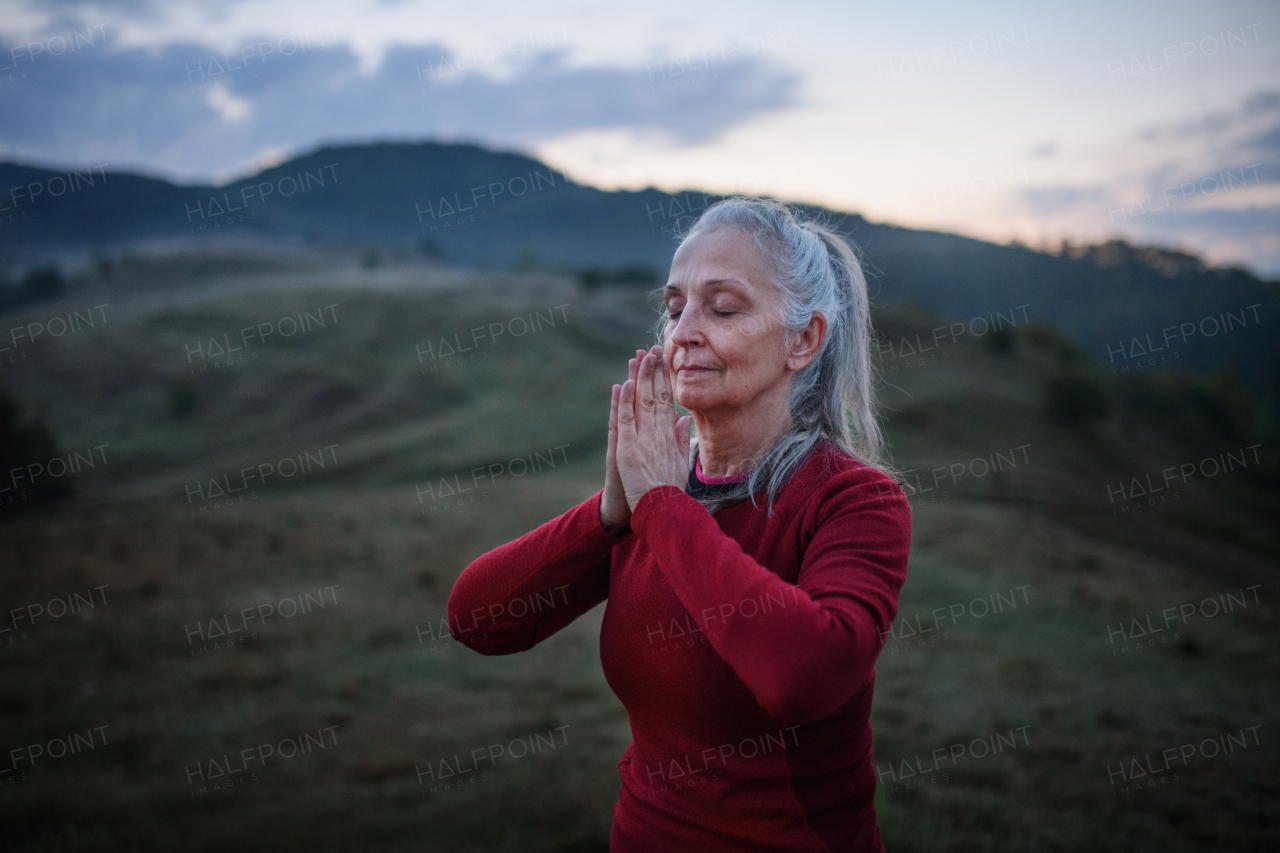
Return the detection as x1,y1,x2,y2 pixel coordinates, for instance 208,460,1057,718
756,655,877,725
446,572,493,652
455,634,516,656
446,586,535,655
757,676,849,722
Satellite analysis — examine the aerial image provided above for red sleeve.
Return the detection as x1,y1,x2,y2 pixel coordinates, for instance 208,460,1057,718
629,468,911,725
447,490,619,655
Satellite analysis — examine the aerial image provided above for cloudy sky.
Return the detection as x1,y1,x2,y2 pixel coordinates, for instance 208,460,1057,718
2,0,1277,273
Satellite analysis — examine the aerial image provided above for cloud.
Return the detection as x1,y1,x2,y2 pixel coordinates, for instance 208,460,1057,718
0,34,801,182
16,0,228,24
1013,90,1280,275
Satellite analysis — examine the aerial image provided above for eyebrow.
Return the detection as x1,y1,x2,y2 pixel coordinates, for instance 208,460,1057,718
664,277,750,295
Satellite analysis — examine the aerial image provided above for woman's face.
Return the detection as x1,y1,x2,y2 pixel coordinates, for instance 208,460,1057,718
662,224,801,416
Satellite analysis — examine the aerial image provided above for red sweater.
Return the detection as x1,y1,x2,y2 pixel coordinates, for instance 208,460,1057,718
448,441,912,852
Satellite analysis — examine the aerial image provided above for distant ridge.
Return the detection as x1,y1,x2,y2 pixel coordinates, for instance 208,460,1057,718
0,140,1275,402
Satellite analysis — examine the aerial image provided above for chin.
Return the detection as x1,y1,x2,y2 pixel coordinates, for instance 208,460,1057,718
674,383,722,413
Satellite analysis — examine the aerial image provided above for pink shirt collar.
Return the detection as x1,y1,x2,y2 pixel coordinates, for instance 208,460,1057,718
695,454,751,485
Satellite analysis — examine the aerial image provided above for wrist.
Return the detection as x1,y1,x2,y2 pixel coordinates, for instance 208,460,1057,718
599,498,630,537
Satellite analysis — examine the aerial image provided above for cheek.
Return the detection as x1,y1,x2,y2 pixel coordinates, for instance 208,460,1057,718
722,322,773,365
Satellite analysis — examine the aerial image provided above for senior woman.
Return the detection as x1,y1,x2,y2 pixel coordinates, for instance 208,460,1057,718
448,197,911,852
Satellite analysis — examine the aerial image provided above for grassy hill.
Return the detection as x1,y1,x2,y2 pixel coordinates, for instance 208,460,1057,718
0,250,1276,851
2,141,1276,409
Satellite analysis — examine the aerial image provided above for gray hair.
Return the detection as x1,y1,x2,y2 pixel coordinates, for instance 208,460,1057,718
656,196,896,514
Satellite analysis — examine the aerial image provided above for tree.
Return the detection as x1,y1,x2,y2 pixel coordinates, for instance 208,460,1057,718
1044,366,1112,427
0,386,73,516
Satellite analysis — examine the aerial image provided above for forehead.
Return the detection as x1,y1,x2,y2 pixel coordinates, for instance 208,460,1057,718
667,225,775,296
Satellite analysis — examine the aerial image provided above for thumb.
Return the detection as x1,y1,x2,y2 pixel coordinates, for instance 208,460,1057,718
675,416,691,456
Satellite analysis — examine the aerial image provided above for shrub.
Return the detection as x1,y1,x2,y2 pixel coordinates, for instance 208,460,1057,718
985,325,1016,356
1044,366,1112,426
168,377,200,418
0,386,73,515
576,267,608,290
1022,321,1086,364
0,265,64,313
1118,371,1262,449
575,263,659,290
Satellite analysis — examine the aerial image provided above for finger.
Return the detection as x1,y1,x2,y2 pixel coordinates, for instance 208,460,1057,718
617,379,637,430
654,348,675,420
608,384,620,444
637,353,658,427
635,349,658,431
628,355,640,384
607,386,621,484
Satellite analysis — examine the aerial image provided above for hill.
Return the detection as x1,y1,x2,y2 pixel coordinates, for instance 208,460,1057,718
0,251,1275,851
1,142,1276,410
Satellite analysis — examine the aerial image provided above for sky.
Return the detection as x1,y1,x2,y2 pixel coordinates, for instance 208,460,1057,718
1,0,1277,273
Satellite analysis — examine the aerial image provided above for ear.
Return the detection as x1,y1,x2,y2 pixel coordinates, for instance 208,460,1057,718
786,311,827,372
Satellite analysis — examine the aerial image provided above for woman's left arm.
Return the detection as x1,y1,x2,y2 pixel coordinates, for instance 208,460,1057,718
615,348,911,725
629,473,911,726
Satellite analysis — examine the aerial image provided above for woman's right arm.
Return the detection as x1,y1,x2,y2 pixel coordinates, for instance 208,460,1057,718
450,349,646,654
447,489,621,655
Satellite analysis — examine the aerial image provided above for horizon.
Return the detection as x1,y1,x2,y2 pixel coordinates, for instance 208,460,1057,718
1,0,1277,273
4,136,1273,279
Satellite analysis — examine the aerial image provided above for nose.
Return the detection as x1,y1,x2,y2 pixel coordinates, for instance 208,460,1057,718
668,306,704,350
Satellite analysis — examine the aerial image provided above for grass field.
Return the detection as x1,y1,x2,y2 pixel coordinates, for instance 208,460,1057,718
0,250,1276,851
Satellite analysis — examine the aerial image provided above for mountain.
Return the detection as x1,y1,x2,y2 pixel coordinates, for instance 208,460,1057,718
1,141,1276,407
